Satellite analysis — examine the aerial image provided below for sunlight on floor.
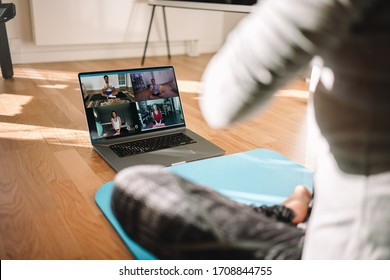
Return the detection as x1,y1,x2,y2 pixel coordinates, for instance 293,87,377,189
0,122,91,148
305,93,319,170
13,67,77,82
177,80,202,94
176,80,310,101
275,89,309,99
0,93,34,116
37,84,69,90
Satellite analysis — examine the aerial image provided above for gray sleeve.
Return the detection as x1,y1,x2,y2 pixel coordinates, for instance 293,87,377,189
200,0,374,128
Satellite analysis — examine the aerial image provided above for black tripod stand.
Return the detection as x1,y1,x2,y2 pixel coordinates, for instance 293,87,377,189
0,2,16,79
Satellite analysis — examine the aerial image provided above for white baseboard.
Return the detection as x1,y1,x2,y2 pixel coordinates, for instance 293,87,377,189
11,41,221,64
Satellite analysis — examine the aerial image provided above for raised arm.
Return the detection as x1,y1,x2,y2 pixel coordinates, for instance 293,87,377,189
200,0,375,128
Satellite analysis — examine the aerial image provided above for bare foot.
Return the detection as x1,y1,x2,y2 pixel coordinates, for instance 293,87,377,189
282,185,312,224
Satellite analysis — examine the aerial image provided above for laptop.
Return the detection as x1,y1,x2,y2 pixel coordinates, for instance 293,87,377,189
78,66,225,172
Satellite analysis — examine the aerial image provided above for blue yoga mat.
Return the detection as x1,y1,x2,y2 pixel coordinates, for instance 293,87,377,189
95,149,313,260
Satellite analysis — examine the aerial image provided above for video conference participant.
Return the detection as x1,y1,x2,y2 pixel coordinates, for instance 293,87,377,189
111,111,122,136
102,75,117,97
149,79,163,99
151,104,164,127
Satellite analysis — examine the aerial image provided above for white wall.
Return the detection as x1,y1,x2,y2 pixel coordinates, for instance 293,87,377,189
153,69,174,85
5,0,248,64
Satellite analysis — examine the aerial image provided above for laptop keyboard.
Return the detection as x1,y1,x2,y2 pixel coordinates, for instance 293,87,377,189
110,133,197,158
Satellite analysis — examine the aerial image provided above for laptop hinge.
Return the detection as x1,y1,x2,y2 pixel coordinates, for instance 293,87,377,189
95,126,187,146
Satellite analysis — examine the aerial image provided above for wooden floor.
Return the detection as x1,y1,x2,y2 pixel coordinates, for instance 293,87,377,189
0,53,314,259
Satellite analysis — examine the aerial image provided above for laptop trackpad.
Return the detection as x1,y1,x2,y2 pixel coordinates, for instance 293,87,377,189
145,146,197,165
154,146,196,156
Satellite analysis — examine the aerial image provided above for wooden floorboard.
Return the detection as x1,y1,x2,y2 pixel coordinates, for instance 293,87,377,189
0,54,314,259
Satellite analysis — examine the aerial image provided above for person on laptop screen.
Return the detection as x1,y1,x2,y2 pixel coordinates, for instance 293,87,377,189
149,78,163,99
110,111,122,136
102,75,117,97
151,104,165,128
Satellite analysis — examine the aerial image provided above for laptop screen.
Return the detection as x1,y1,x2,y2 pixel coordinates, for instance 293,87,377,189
78,66,186,143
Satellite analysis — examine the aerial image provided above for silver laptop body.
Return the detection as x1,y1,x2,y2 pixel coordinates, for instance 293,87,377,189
78,66,225,172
